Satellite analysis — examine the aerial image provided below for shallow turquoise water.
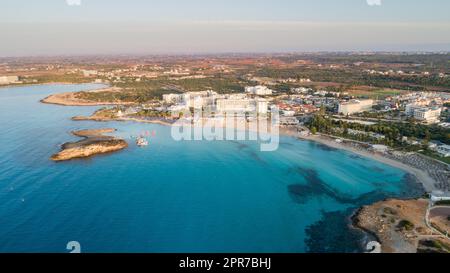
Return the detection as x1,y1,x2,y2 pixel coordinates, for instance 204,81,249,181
0,84,423,253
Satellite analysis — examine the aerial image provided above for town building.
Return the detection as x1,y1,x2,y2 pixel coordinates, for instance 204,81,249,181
338,99,374,115
216,98,268,114
0,76,20,85
245,86,273,96
82,70,98,77
183,91,218,109
279,117,300,126
163,91,218,109
405,104,442,124
436,145,450,157
431,191,450,203
163,94,183,104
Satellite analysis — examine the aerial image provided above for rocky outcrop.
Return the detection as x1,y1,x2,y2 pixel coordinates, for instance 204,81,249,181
51,129,128,161
353,198,450,253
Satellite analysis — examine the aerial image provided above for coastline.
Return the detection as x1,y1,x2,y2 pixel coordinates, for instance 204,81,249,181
296,133,438,192
352,198,450,253
0,81,94,90
40,86,134,106
69,105,439,192
39,84,445,252
37,85,442,193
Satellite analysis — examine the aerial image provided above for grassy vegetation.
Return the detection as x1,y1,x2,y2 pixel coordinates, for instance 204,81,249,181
253,64,449,92
307,114,450,148
91,108,118,119
418,240,450,253
348,87,407,99
76,76,250,103
170,77,248,93
32,74,90,84
435,200,450,206
419,150,450,164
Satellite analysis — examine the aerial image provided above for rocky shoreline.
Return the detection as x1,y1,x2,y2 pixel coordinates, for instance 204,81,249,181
352,198,450,253
51,128,128,162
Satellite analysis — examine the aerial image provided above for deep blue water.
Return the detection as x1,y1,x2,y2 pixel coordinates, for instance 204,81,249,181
0,84,423,253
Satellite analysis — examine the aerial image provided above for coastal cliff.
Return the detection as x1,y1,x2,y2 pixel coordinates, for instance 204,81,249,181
51,128,128,162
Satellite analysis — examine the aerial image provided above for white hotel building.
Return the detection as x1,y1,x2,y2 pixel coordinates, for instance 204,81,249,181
338,99,374,115
0,76,20,85
405,104,442,124
216,98,268,114
245,86,273,96
164,91,269,114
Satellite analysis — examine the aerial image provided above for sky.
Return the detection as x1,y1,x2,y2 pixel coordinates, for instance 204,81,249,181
1,0,450,56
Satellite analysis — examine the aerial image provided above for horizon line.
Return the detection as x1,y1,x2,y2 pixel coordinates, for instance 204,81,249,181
1,50,449,59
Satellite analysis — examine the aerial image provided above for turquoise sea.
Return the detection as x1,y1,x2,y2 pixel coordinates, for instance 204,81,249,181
0,84,423,253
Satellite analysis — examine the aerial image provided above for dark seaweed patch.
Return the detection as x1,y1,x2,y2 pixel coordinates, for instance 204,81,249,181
301,173,424,253
305,209,367,253
288,167,393,205
398,173,425,198
313,143,339,152
349,154,363,160
288,167,354,204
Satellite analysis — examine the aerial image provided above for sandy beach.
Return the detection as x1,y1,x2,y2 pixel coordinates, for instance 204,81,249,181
42,86,446,195
297,133,438,192
69,105,443,193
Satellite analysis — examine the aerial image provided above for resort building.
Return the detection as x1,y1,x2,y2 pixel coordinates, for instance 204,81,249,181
216,98,268,114
0,76,20,85
216,99,253,113
163,94,183,104
338,99,374,115
436,145,450,157
255,98,269,114
279,117,300,126
405,104,442,124
82,70,98,77
413,107,442,124
163,91,218,109
245,85,273,96
183,91,218,109
371,145,389,153
431,191,450,203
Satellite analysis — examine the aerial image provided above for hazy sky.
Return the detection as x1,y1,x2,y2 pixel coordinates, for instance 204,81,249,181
1,0,450,56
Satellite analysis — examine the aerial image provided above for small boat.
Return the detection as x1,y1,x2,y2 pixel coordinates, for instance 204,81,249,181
136,137,149,147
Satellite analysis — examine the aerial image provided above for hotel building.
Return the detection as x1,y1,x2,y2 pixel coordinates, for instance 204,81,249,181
338,99,374,115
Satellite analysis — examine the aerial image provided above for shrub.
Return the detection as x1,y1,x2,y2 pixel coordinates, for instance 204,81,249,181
397,220,415,231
